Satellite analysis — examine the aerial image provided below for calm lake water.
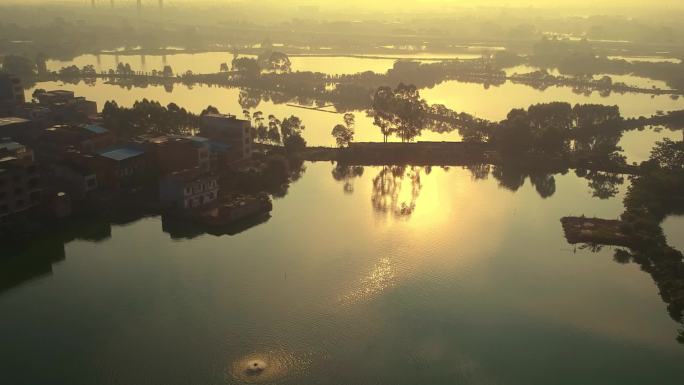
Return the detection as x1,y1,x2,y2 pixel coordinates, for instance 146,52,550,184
46,52,491,77
48,53,683,91
420,81,684,121
619,127,682,165
504,66,674,90
1,163,683,385
663,216,684,253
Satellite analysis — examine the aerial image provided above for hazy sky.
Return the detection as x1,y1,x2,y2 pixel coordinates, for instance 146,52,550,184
5,0,684,7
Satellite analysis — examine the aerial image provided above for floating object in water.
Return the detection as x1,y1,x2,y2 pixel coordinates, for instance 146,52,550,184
245,359,268,375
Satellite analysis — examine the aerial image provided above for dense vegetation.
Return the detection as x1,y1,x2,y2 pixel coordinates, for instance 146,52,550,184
611,140,684,343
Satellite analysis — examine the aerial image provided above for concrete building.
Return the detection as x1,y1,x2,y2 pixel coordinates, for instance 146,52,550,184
36,124,116,160
34,90,77,105
0,74,25,104
95,145,149,189
146,136,211,175
33,90,97,123
0,141,41,220
14,105,53,127
159,168,219,210
0,138,34,161
47,160,99,201
0,117,40,143
199,113,252,162
186,136,234,171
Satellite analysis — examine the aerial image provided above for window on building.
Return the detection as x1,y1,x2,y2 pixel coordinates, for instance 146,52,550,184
15,199,24,208
14,188,23,195
29,191,40,203
28,178,39,189
0,204,8,215
13,175,21,183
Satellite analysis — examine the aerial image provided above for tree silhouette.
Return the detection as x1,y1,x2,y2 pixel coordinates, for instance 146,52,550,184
372,84,428,143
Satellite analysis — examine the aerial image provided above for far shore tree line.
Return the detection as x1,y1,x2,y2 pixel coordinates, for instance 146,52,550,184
5,38,684,100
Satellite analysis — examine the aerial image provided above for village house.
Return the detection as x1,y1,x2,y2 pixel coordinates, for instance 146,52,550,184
46,160,99,201
33,90,97,123
35,124,116,161
145,136,211,175
0,74,25,105
0,117,41,144
94,144,149,190
0,140,41,219
159,168,219,210
199,113,252,163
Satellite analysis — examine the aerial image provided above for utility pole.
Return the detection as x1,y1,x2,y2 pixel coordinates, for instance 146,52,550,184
110,0,114,9
159,0,164,11
91,0,96,9
137,0,142,15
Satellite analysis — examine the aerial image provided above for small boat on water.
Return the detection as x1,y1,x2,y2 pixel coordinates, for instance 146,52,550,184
195,194,273,227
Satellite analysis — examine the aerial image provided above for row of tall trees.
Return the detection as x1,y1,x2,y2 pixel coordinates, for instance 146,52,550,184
242,110,307,152
231,51,292,78
102,99,197,137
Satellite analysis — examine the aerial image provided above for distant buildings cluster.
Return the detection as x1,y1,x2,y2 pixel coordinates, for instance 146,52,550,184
0,73,254,223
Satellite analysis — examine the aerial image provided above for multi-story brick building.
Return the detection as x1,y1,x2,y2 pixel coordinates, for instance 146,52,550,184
0,74,25,104
146,136,211,175
159,168,219,210
35,124,116,161
0,140,41,220
33,90,97,123
199,113,252,162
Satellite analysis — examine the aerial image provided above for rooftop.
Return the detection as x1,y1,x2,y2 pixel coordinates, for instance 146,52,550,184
166,168,218,183
187,136,210,144
54,160,96,177
0,117,30,127
203,113,239,120
0,140,25,153
0,156,19,165
43,90,75,96
98,146,145,161
83,124,109,135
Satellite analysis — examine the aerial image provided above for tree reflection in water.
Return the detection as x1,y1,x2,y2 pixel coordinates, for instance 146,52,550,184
371,165,423,218
331,163,364,194
465,163,490,181
529,172,557,199
470,163,561,198
576,169,625,199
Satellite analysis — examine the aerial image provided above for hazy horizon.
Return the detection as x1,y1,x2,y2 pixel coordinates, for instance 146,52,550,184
3,0,684,10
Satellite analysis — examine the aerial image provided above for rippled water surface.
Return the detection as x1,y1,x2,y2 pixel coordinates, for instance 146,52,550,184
1,164,683,385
